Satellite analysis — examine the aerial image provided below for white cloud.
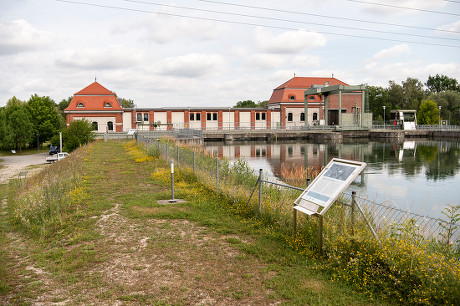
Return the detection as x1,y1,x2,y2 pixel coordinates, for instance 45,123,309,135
135,15,226,44
246,53,287,70
0,19,52,55
358,0,448,15
254,28,326,54
159,53,225,78
436,20,460,34
55,45,146,70
370,44,411,61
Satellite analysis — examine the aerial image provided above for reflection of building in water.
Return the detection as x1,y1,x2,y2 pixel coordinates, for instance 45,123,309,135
205,142,370,181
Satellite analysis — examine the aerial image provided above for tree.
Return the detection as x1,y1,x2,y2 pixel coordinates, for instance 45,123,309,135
62,119,95,152
234,100,257,108
402,77,424,110
119,98,135,108
27,94,64,147
387,81,404,110
367,85,389,120
426,74,459,93
417,99,439,125
57,97,72,113
428,91,460,125
3,98,33,151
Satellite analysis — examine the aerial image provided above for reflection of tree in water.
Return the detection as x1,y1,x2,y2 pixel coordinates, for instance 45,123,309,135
425,145,460,181
364,142,460,181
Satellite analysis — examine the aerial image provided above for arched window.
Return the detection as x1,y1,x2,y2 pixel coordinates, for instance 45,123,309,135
92,122,98,131
289,95,295,100
313,112,318,121
77,102,84,108
107,121,113,131
104,102,112,108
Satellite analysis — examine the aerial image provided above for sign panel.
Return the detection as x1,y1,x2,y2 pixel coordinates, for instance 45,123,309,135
294,158,366,216
127,129,136,135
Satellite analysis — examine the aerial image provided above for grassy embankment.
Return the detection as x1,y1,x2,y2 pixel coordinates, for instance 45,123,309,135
0,140,373,305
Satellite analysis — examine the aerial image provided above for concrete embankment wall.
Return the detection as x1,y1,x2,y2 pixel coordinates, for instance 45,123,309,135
203,129,460,142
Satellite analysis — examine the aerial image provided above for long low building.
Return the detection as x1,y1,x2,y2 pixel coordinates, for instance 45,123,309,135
64,77,368,132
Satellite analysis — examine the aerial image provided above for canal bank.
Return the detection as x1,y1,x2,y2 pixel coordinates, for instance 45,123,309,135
203,129,460,141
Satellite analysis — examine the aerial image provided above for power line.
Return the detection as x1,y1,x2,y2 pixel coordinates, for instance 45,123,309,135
55,0,460,48
122,0,460,42
192,0,460,34
347,0,460,17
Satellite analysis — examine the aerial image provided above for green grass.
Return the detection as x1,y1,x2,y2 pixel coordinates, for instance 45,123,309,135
0,141,382,305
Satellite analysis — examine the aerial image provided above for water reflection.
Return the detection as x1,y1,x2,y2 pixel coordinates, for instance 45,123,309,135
205,139,460,218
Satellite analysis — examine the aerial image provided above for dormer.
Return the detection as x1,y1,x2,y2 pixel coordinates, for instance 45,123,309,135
77,102,84,108
104,102,112,108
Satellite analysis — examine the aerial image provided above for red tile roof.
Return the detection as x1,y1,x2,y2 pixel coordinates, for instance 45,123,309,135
74,82,116,96
65,82,123,112
268,77,349,104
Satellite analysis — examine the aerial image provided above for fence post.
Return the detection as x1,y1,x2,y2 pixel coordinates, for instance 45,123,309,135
258,169,263,213
177,146,180,167
293,207,297,237
170,160,176,203
193,151,196,173
318,215,323,257
216,157,219,188
351,191,356,236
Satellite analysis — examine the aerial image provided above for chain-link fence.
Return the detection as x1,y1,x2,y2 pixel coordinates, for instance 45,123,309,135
138,136,459,250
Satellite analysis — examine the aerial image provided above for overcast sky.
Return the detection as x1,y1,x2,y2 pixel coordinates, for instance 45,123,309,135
1,0,459,108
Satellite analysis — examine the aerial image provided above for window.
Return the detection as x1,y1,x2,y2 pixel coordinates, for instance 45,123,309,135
256,113,260,120
104,102,112,108
213,113,217,121
136,113,142,122
207,113,212,120
300,112,305,121
287,113,293,122
92,122,98,131
313,112,318,121
196,113,201,121
77,102,84,108
290,95,295,100
262,113,266,120
144,113,149,121
107,121,113,131
190,113,195,121
309,96,315,100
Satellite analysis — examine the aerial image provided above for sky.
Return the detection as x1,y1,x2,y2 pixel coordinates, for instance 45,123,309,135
0,0,459,108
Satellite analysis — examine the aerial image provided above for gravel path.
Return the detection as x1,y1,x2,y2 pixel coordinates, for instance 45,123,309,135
0,153,49,183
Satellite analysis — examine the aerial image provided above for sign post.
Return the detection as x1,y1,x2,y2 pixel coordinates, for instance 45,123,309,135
294,158,367,256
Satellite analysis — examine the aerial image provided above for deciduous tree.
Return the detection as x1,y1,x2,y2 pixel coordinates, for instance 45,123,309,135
417,99,439,125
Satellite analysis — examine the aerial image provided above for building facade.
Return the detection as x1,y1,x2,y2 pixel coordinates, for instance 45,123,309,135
64,77,365,132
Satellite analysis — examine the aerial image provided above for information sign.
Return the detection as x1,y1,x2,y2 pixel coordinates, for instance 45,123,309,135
294,158,366,216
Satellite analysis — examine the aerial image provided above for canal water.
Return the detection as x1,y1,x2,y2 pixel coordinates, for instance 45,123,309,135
204,139,460,219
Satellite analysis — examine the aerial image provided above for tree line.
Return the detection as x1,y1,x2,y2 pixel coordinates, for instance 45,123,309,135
368,74,460,125
0,95,93,152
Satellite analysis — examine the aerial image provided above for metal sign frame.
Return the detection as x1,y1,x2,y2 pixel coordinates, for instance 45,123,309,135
294,158,367,216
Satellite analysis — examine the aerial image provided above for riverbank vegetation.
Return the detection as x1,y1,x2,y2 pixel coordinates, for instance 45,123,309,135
2,139,459,304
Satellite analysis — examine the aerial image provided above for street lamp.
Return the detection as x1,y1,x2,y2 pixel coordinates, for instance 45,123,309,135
383,105,386,130
439,105,442,130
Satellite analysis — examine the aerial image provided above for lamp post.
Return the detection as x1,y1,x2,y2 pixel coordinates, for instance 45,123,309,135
383,105,386,130
439,106,442,130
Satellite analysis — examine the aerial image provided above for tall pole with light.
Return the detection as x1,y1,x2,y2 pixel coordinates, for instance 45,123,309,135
383,105,386,130
439,105,442,130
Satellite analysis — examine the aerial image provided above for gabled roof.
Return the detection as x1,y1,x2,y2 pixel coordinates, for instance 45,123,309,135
268,77,349,104
65,82,123,112
74,82,115,96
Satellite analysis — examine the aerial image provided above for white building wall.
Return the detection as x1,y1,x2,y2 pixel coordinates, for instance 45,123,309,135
122,112,132,131
239,112,251,129
74,116,115,132
171,112,184,129
154,112,168,130
285,108,305,129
